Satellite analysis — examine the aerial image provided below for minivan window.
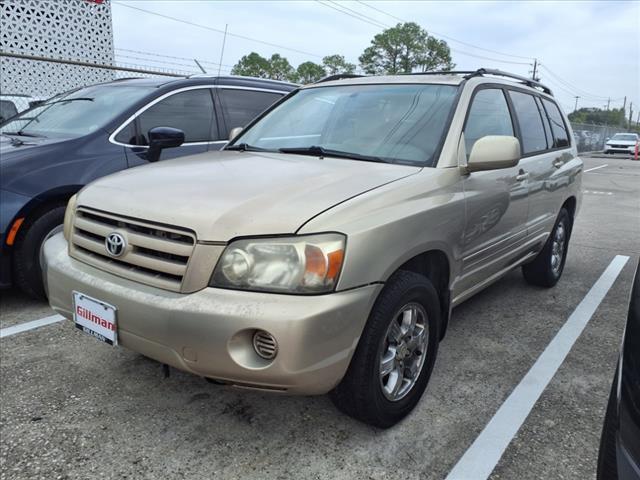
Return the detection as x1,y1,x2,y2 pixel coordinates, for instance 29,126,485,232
509,91,548,154
234,84,459,166
464,88,514,157
137,89,216,144
0,85,154,137
541,98,570,148
219,89,284,131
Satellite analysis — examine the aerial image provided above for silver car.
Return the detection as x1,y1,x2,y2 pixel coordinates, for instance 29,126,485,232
44,69,582,427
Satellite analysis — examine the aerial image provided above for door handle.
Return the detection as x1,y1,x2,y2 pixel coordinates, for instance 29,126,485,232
516,171,529,182
553,159,564,168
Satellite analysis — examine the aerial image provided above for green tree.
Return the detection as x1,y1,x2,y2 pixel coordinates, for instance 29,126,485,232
322,54,356,75
294,61,326,84
359,22,454,74
231,52,270,78
267,54,295,81
568,107,625,126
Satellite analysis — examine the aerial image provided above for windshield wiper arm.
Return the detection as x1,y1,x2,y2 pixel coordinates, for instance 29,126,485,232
278,146,388,163
225,143,273,152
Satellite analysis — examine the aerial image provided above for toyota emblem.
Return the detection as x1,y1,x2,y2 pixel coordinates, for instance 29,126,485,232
105,232,126,257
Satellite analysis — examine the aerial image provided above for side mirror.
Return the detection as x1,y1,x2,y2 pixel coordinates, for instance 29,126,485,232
605,137,610,141
229,127,243,141
147,126,185,162
467,135,520,173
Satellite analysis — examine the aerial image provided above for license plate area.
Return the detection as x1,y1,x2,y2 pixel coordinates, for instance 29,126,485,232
73,291,118,346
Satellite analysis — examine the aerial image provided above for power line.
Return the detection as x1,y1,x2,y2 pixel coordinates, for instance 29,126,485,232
354,0,535,61
115,47,234,68
113,2,324,59
540,65,622,101
315,0,531,66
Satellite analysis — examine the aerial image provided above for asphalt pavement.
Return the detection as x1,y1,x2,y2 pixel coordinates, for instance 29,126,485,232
1,154,638,480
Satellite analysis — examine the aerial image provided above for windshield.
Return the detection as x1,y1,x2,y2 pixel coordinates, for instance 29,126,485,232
0,84,154,138
611,134,638,142
233,84,459,166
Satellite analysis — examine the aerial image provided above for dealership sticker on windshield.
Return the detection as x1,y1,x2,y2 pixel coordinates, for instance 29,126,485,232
73,292,118,346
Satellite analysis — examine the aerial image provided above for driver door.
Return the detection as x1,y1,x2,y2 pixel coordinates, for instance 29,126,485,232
456,87,529,298
116,88,220,166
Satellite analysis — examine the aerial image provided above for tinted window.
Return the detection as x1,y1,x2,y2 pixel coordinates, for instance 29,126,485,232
238,84,459,166
509,91,547,154
542,99,570,148
464,89,514,157
219,89,283,130
535,97,553,149
138,89,216,144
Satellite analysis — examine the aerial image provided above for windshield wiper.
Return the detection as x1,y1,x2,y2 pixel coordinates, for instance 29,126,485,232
225,143,273,152
46,97,94,105
278,146,388,163
1,130,42,138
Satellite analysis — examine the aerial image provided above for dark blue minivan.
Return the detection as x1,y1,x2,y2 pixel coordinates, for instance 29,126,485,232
0,75,296,298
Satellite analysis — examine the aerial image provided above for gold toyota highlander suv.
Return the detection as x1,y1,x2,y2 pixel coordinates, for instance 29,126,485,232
44,69,582,427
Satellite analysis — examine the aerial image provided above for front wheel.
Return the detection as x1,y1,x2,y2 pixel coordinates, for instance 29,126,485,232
522,208,572,288
13,205,66,300
330,270,441,428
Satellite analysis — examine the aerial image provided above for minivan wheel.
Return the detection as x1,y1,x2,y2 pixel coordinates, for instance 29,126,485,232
522,208,571,288
330,270,440,428
13,205,66,300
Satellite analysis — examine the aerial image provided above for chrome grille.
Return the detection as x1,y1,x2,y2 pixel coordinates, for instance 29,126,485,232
70,208,195,292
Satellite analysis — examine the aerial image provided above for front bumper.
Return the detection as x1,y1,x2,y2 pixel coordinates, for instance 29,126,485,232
44,233,381,395
605,145,636,154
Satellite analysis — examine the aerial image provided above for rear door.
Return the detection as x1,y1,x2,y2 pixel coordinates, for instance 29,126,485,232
115,87,222,166
458,87,529,295
508,91,572,242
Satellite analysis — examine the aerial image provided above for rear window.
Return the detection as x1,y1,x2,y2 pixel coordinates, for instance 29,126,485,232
509,91,548,154
541,99,570,148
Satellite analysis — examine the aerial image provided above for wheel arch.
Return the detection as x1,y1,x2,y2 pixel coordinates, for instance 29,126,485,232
394,249,452,340
7,185,82,250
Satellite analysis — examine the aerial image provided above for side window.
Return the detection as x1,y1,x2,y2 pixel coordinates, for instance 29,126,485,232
219,89,283,131
464,88,514,157
137,89,216,144
542,98,570,148
535,97,553,149
114,121,137,145
509,91,548,154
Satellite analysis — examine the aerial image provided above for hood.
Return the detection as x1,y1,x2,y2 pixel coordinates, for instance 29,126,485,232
0,134,73,161
77,150,420,241
606,139,636,146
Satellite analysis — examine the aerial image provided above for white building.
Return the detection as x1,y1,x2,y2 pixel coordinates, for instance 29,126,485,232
1,0,116,104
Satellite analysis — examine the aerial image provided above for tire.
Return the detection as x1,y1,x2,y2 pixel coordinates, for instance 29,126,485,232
330,270,441,428
522,208,572,288
13,205,66,300
597,371,619,480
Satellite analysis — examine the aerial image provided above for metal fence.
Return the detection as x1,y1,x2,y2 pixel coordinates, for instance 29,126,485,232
569,122,628,153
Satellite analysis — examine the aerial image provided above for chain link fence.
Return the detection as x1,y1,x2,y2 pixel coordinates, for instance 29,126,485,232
569,122,631,153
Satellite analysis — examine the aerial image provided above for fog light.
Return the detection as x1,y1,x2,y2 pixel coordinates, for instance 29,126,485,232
252,330,278,360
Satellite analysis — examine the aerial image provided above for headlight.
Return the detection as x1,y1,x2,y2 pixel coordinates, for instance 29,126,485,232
63,194,78,241
210,233,346,294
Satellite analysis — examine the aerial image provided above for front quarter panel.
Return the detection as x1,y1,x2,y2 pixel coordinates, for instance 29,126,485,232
298,168,465,291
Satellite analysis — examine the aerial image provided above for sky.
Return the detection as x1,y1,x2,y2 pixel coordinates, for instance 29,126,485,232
111,0,640,118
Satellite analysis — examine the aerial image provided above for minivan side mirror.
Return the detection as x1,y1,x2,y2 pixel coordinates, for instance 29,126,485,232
467,135,521,173
147,126,185,162
229,127,243,141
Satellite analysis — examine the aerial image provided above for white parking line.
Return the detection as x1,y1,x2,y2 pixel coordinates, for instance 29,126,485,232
445,254,629,480
0,314,65,339
584,164,608,173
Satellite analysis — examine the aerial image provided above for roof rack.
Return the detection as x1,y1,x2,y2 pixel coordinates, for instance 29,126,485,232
315,73,364,84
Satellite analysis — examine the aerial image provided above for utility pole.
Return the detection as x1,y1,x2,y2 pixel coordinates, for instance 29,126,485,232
531,59,538,81
606,98,610,111
218,24,228,76
573,96,580,112
629,102,633,130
